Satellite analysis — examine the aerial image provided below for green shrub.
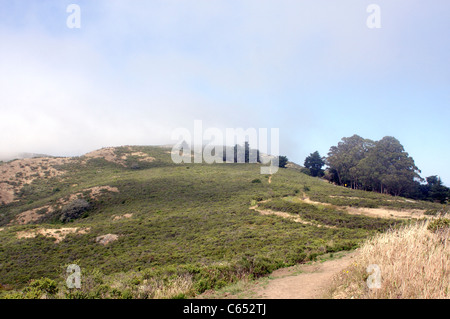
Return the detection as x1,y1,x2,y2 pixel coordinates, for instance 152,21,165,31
60,199,91,223
23,278,58,296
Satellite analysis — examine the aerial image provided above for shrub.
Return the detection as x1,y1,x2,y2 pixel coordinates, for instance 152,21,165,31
24,278,58,295
427,218,450,233
251,179,261,183
60,199,91,223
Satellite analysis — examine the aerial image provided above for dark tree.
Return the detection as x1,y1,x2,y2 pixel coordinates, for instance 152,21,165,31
278,156,288,168
428,176,449,203
224,142,260,163
304,151,325,177
60,199,91,223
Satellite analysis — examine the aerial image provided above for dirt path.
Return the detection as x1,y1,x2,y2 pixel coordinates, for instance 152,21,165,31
249,250,358,299
250,205,336,229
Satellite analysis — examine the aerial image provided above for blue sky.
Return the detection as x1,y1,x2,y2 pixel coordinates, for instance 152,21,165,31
0,1,449,184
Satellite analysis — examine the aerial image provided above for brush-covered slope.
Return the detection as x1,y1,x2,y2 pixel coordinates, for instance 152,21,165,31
0,146,444,298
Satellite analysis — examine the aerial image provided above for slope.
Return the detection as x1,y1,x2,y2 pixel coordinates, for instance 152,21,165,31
0,145,444,298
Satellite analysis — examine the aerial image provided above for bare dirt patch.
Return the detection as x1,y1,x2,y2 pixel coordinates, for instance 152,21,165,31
130,152,155,162
83,147,155,166
0,157,71,204
0,182,15,205
84,147,119,164
299,194,426,220
250,202,335,229
299,193,333,206
16,227,91,243
96,234,119,245
56,186,119,207
13,205,55,225
9,186,119,225
112,213,133,221
329,195,363,200
344,206,426,220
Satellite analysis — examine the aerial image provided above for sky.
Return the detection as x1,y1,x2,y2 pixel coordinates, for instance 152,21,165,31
0,0,449,184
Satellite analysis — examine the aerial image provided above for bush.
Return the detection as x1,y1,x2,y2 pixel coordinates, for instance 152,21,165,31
8,278,60,299
427,218,450,233
25,278,58,295
251,179,261,183
60,199,91,223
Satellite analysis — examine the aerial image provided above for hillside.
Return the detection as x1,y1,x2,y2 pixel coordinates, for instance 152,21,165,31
0,145,445,299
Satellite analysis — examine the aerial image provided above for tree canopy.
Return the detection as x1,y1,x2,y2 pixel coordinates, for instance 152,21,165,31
304,151,325,177
326,135,422,196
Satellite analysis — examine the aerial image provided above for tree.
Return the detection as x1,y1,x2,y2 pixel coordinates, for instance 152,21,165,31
304,151,325,177
223,143,260,163
326,135,374,188
355,136,421,195
428,176,449,203
327,135,422,196
279,156,288,168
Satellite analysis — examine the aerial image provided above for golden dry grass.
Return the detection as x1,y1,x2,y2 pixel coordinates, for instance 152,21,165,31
328,218,449,299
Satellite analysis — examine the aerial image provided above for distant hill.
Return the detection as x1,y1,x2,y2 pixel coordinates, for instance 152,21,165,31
0,145,445,299
0,152,51,162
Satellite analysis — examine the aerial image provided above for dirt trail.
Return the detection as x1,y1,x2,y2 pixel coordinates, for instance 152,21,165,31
250,205,335,229
300,193,426,220
249,250,358,299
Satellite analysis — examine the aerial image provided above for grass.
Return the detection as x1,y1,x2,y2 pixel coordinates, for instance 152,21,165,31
258,198,402,230
326,217,449,299
0,146,447,299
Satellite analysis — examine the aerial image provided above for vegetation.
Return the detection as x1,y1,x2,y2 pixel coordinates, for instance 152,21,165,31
258,198,401,230
324,135,449,203
304,151,325,177
414,175,450,203
327,218,449,299
60,199,91,223
0,145,447,299
222,142,260,163
278,156,288,168
326,135,420,195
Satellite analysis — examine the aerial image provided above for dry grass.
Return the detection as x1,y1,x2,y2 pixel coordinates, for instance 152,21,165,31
136,274,194,299
83,147,155,166
95,234,119,245
16,227,91,243
327,217,449,299
8,186,119,225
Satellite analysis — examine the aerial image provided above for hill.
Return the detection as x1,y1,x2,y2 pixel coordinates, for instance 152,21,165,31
0,145,445,299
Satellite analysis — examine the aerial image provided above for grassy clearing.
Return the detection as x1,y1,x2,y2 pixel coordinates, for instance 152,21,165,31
327,217,449,299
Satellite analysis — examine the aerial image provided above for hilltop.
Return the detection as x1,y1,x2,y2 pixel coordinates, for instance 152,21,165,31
0,145,445,299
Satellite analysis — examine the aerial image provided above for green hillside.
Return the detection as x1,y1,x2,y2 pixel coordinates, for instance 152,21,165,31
0,146,444,299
